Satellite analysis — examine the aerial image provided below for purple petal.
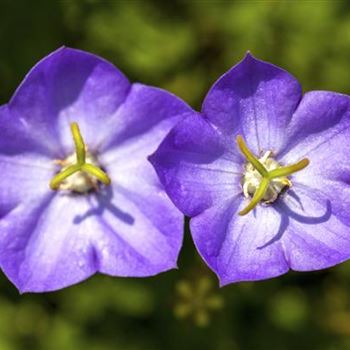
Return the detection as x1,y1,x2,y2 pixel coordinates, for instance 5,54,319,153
280,91,350,162
0,104,58,158
94,84,196,276
149,115,242,217
179,91,350,283
9,47,131,156
0,186,183,293
0,105,55,215
84,184,183,278
0,71,193,292
275,93,350,270
280,91,350,225
202,53,302,155
191,178,350,285
0,194,96,293
190,177,350,285
98,83,194,153
191,197,289,286
0,153,54,214
279,183,350,271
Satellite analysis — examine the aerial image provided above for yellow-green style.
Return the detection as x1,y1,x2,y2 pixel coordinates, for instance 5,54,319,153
236,135,309,216
50,122,111,190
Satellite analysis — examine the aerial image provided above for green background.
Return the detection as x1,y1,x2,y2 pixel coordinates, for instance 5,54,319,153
1,1,350,349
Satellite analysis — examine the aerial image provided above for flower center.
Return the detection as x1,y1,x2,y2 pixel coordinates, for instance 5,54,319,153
242,151,291,204
49,122,111,193
236,135,309,216
53,151,102,193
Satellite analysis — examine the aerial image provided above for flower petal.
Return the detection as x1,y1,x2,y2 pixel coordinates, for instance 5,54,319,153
149,115,242,217
0,194,98,293
9,47,131,155
0,154,54,214
279,183,350,271
191,197,289,285
0,185,183,293
280,91,350,162
0,105,55,214
278,92,350,270
202,53,302,155
0,50,193,292
82,184,183,277
0,103,57,158
190,90,350,284
191,178,350,285
93,84,196,275
281,91,350,224
98,83,194,153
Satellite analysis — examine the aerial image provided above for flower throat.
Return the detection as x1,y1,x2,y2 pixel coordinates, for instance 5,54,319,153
236,136,309,216
49,122,111,193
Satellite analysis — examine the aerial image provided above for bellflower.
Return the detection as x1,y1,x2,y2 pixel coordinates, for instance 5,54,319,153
150,53,350,286
0,47,195,293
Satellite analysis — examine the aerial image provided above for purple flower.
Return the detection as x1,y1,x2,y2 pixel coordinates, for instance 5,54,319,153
150,53,350,286
0,47,195,293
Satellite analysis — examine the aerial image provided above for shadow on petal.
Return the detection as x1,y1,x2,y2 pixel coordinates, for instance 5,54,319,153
257,190,332,249
73,185,134,225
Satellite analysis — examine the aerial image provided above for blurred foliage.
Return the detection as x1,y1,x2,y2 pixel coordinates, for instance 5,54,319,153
1,0,350,349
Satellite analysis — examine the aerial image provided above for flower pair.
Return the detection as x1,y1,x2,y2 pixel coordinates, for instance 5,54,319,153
1,48,349,293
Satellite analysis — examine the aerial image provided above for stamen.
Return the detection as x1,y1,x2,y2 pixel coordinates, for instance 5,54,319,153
236,135,309,216
50,122,111,191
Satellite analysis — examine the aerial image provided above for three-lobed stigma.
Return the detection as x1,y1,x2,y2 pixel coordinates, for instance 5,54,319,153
50,122,111,192
237,135,309,216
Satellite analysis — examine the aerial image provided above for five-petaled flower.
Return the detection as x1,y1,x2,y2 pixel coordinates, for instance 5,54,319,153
0,47,195,293
150,53,350,286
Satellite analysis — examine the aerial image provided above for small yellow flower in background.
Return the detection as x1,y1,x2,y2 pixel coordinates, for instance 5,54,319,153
174,276,224,327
